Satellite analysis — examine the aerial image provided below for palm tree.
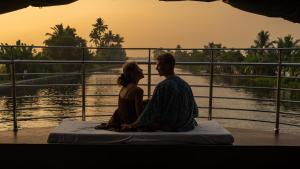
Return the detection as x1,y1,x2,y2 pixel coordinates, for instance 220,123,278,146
113,34,124,48
275,35,300,76
102,30,115,47
44,24,78,47
253,31,274,49
89,18,108,47
248,31,276,75
43,24,88,71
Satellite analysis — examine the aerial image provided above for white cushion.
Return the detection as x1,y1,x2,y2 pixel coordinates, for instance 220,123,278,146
47,119,234,145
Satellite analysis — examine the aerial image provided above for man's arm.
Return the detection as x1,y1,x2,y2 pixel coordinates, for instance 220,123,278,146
129,85,163,129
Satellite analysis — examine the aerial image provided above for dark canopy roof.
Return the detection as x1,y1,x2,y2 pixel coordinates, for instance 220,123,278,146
0,0,77,14
1,0,300,24
162,0,300,23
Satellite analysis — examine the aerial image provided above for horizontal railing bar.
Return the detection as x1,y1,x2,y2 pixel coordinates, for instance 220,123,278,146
2,45,300,50
13,94,119,99
3,95,300,104
0,84,11,87
86,94,119,97
281,100,300,103
3,59,300,67
86,105,118,107
8,72,300,81
212,74,300,79
276,122,300,127
15,106,82,111
12,60,126,64
8,83,297,92
212,96,275,102
15,84,82,87
280,112,300,116
212,117,300,127
85,72,120,75
11,72,300,80
1,113,298,128
5,105,299,116
198,106,209,109
2,105,298,116
0,109,12,112
209,62,278,66
2,115,207,123
210,117,276,124
212,107,276,113
153,73,279,78
2,116,299,127
194,96,210,99
7,114,113,122
281,88,300,91
212,74,277,78
15,73,81,76
282,63,300,67
0,60,11,64
0,120,12,123
85,83,209,87
213,85,276,90
15,95,82,99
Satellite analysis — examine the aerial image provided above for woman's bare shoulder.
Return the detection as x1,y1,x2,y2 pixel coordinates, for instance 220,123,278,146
128,85,143,97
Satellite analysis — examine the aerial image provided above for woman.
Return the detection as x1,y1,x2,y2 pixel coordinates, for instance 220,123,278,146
95,62,145,131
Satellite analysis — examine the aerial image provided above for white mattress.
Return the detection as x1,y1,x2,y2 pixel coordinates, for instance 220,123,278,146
47,120,234,145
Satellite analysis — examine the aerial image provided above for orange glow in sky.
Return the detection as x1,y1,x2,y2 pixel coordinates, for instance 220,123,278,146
1,0,300,48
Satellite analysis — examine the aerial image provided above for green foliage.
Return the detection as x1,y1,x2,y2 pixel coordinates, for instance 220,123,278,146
89,18,126,61
0,40,40,80
42,24,91,72
89,18,108,47
275,34,300,76
253,77,276,87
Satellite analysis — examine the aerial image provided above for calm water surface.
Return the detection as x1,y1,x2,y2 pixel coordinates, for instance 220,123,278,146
0,63,300,134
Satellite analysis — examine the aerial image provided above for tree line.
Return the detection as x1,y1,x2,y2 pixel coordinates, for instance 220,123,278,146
0,17,126,81
153,31,300,78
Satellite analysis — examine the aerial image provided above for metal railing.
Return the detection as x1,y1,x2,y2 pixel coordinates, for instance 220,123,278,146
1,46,300,134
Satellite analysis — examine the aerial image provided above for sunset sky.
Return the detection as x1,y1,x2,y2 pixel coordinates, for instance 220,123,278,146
1,0,300,48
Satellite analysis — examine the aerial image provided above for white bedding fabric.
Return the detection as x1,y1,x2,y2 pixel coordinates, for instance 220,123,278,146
47,119,234,145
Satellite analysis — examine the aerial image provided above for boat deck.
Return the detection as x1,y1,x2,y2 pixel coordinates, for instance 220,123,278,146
1,127,300,145
1,127,299,168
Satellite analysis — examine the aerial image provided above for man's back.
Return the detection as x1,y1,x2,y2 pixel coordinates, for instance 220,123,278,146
136,75,199,131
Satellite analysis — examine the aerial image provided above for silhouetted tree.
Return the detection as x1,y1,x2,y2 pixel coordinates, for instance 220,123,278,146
43,24,89,72
90,18,126,61
0,40,37,80
275,34,300,76
89,18,108,48
245,31,276,75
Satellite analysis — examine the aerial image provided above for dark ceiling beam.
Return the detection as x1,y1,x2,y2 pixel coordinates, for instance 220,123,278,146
161,0,300,23
0,0,78,14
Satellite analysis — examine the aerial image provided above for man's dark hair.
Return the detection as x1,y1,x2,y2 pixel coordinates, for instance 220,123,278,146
157,53,176,69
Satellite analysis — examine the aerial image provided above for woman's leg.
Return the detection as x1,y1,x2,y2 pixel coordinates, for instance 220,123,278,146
95,109,121,129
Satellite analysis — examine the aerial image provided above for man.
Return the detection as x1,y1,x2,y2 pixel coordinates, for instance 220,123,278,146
122,53,199,132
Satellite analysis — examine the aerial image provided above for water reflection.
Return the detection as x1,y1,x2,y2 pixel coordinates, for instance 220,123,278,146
0,64,299,133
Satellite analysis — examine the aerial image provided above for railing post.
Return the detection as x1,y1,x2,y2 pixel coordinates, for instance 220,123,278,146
208,49,214,121
81,47,86,121
148,49,152,99
275,49,282,135
11,47,18,132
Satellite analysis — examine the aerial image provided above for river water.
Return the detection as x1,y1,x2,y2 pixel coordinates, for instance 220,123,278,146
0,63,300,134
